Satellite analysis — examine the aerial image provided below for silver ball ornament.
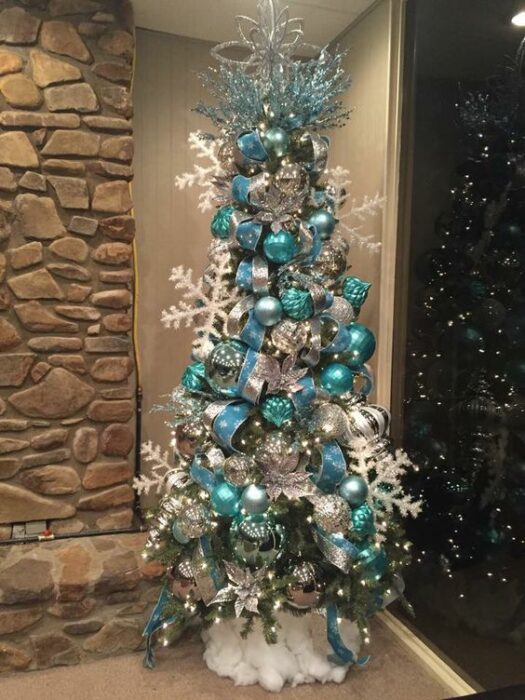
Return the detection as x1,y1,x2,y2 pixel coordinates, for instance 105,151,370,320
231,513,285,567
313,495,350,534
178,503,209,538
254,296,283,326
223,454,257,486
287,562,321,609
240,484,269,514
329,296,355,325
339,475,369,507
271,319,308,354
310,403,348,440
310,239,348,281
205,341,247,396
170,559,201,600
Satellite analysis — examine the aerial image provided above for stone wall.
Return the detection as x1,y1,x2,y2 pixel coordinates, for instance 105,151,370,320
0,0,137,536
0,533,163,672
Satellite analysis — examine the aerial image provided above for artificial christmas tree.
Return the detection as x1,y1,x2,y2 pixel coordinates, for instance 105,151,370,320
139,0,420,690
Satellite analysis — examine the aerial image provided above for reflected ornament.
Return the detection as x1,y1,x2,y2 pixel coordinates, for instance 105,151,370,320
342,276,371,312
309,403,348,440
211,205,235,239
170,559,201,600
230,513,285,567
271,318,308,353
313,494,350,534
320,362,354,395
254,431,299,472
342,323,376,367
260,395,294,427
339,475,368,507
254,295,283,326
261,127,290,158
263,230,298,264
280,287,313,320
178,503,209,538
274,163,309,195
286,561,321,608
308,209,336,240
205,340,247,396
211,481,240,516
181,361,207,391
223,453,257,486
240,484,269,514
351,503,375,539
175,419,206,457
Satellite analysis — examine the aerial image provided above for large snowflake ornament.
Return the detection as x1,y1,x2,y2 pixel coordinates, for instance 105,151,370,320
174,131,224,212
134,441,190,496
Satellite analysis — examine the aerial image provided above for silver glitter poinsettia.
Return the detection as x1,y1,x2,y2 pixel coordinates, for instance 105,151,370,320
210,562,267,617
266,354,309,394
261,466,313,500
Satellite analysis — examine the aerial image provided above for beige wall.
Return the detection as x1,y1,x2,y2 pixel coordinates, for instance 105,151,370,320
133,1,402,464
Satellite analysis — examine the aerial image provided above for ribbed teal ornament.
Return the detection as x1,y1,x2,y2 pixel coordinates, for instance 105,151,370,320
342,276,372,311
181,361,207,391
320,362,354,395
351,503,375,539
211,205,235,239
260,395,294,427
280,287,313,320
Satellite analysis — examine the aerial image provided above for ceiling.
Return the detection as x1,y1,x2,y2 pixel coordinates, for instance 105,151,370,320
131,0,376,46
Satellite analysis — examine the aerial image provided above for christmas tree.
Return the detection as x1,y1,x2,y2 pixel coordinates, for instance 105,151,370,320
403,42,525,621
139,0,420,688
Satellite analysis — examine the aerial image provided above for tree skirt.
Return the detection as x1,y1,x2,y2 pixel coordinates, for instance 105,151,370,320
201,611,363,692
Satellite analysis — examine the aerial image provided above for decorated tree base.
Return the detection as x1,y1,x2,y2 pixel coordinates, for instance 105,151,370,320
201,611,362,693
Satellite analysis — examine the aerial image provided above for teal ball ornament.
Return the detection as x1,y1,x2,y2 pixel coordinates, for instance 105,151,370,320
181,361,207,391
230,513,285,567
261,127,290,158
343,323,376,367
280,287,313,320
263,230,298,264
211,482,240,516
342,276,372,312
308,209,336,240
240,484,269,514
320,362,354,395
339,475,369,506
205,340,247,397
211,205,234,239
351,504,375,539
260,395,294,427
172,521,190,544
254,296,283,326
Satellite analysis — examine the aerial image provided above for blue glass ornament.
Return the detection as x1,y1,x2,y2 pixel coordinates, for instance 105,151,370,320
280,287,313,320
240,484,269,514
205,341,247,397
339,475,368,506
211,482,240,516
181,361,207,391
172,521,190,544
263,230,298,264
254,296,283,326
320,363,354,395
308,209,336,240
237,130,268,161
260,395,294,427
211,205,234,239
343,323,376,367
351,504,375,539
261,127,290,158
342,276,371,311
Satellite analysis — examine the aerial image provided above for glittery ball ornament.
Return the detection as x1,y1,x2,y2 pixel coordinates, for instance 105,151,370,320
263,230,298,264
240,484,269,514
329,296,355,325
308,209,336,240
205,340,247,397
280,287,313,320
320,362,354,395
181,361,207,391
231,513,285,567
271,319,308,353
178,503,209,538
286,562,321,609
261,126,290,158
211,482,240,516
310,239,348,281
260,395,294,427
309,403,348,440
175,419,206,457
351,503,375,539
223,454,257,486
254,431,299,473
211,205,234,240
339,475,368,507
313,495,350,534
343,323,376,367
254,296,283,326
342,276,372,312
170,559,201,600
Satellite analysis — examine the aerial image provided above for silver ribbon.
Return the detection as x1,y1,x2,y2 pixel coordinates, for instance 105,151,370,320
192,540,219,605
202,400,235,433
301,316,321,367
251,255,269,295
226,295,256,337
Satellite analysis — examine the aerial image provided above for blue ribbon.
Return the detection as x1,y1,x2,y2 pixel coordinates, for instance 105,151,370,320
237,347,259,401
239,310,265,351
235,258,253,290
290,374,316,412
211,401,251,452
309,441,347,493
236,130,268,162
200,535,223,591
326,604,370,667
235,219,263,251
143,582,179,669
189,457,216,493
231,175,251,204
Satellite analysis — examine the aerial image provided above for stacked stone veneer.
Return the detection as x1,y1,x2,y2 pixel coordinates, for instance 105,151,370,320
0,0,137,536
0,533,163,672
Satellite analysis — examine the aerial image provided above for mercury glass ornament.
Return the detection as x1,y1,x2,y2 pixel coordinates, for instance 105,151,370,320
339,475,368,507
309,403,348,440
286,562,321,609
178,503,209,538
223,453,257,486
170,559,201,600
261,126,290,158
205,340,247,397
274,163,309,195
313,495,350,534
320,363,354,395
240,484,269,514
211,482,240,516
310,239,347,281
175,419,206,457
230,513,285,567
254,431,299,472
217,140,237,173
271,319,308,353
308,209,336,240
263,230,298,264
254,295,283,326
